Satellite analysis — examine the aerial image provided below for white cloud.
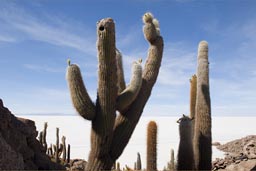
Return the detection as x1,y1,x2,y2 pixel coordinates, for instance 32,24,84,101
0,3,96,56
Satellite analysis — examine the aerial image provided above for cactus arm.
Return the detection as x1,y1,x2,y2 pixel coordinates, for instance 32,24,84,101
116,59,142,112
110,13,163,161
86,18,118,170
116,49,126,93
66,62,96,120
193,41,212,170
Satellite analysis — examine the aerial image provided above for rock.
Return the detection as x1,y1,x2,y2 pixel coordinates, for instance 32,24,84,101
213,142,221,146
0,99,65,170
69,159,87,171
213,135,256,171
0,132,24,170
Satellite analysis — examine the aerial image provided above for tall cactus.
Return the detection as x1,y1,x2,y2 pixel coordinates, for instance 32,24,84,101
146,121,157,171
193,41,212,170
177,114,194,170
189,75,197,139
66,12,163,171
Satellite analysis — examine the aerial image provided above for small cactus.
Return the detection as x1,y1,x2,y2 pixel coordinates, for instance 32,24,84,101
55,127,60,163
136,152,142,170
147,121,157,171
67,144,70,164
62,136,66,162
42,122,48,153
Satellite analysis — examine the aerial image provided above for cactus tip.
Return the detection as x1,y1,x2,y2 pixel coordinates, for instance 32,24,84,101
143,12,154,24
138,58,143,64
67,59,71,66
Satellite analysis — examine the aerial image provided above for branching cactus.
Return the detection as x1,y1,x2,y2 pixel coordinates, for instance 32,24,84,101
177,114,194,170
146,121,157,171
193,41,212,170
66,12,163,171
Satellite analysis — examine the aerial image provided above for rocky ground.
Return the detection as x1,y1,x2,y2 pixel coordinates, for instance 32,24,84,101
212,135,256,171
0,99,65,170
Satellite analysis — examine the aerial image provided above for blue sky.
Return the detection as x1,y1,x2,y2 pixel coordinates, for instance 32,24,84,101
0,0,256,116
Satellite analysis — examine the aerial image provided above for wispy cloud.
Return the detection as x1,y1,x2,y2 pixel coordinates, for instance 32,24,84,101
0,35,16,43
158,41,196,86
23,64,64,73
0,2,96,56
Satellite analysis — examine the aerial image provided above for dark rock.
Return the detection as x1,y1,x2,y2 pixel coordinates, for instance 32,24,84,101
0,99,65,170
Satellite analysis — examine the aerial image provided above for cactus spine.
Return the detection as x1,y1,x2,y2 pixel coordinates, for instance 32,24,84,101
147,121,157,171
66,12,163,171
136,152,141,170
177,114,194,170
193,41,212,170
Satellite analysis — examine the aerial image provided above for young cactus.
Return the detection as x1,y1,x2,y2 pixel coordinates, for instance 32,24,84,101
66,12,163,171
193,41,212,170
147,121,157,171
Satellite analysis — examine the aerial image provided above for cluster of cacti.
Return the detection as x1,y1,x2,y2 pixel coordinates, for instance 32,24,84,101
146,121,157,171
66,12,163,171
175,41,211,171
38,123,71,165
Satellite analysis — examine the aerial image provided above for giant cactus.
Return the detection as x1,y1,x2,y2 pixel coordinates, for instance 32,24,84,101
66,12,163,171
146,121,158,171
193,41,212,170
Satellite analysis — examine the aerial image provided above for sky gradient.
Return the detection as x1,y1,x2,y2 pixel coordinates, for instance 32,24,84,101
1,0,256,116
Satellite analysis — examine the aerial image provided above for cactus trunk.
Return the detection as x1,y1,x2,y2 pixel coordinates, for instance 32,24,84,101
193,41,212,170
